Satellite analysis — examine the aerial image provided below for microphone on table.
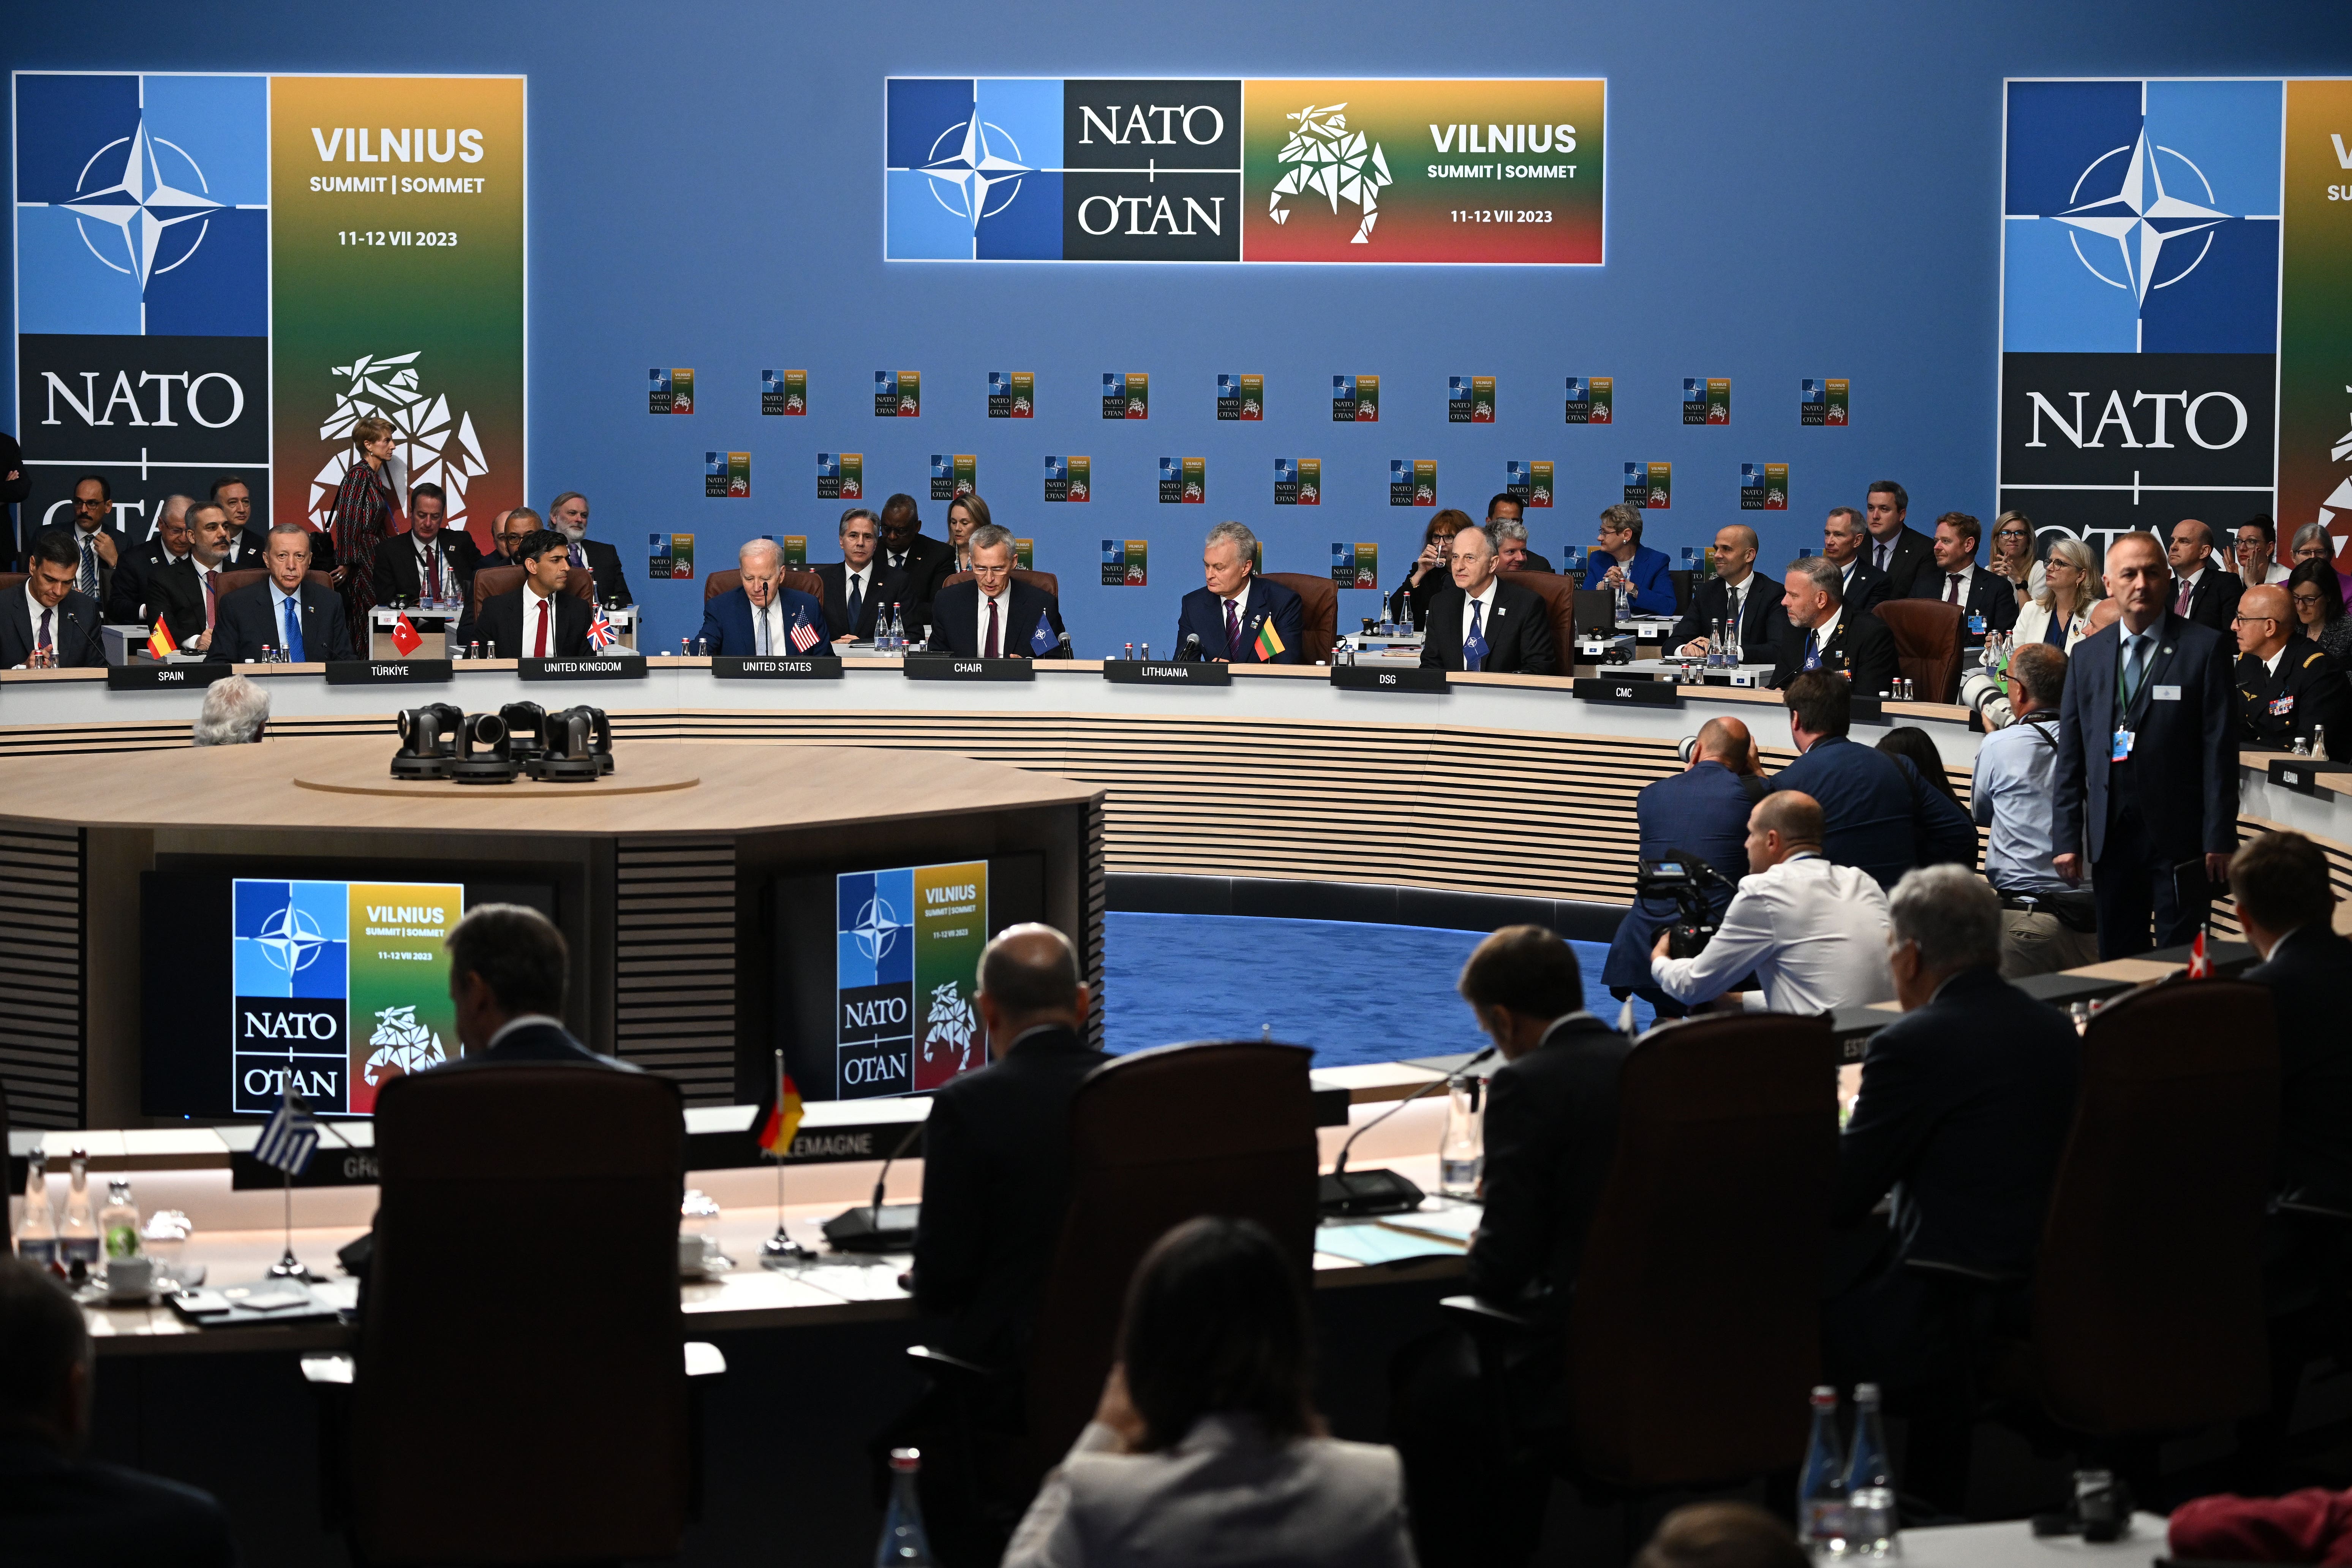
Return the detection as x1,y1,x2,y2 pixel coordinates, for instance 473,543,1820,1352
821,1121,925,1253
1179,633,1203,663
1320,1044,1496,1217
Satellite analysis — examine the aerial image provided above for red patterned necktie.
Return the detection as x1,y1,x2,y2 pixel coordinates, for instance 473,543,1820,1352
984,596,1001,658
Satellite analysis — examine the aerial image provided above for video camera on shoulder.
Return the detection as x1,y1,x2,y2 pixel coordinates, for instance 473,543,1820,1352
1636,850,1739,959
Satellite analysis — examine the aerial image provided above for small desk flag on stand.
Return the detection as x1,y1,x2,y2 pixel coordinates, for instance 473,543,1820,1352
759,1073,804,1157
1030,611,1057,656
758,1050,813,1266
588,606,619,651
788,610,821,653
1253,618,1287,662
147,618,178,661
389,612,423,656
256,1087,323,1174
2187,930,2211,979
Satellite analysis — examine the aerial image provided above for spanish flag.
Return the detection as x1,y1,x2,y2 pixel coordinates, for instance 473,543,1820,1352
147,618,178,661
758,1072,804,1158
1253,618,1286,662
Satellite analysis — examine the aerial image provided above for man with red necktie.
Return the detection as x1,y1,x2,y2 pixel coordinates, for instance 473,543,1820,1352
474,528,591,659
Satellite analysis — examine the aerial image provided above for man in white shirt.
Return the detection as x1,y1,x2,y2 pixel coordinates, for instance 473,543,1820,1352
1972,642,2099,975
1672,523,1782,660
698,537,827,656
815,507,895,643
1907,511,2018,631
2168,518,2241,632
1650,790,1896,1013
1416,525,1556,673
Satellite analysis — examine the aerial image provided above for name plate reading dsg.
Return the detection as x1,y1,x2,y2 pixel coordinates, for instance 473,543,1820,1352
519,656,648,682
903,657,1037,683
107,662,234,692
713,656,846,680
325,660,453,686
1573,676,1681,708
1102,660,1232,686
1331,664,1448,694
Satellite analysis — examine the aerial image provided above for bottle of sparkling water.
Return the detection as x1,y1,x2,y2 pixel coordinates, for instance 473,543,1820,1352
14,1153,57,1268
1799,1385,1848,1555
876,1448,936,1566
60,1151,101,1271
100,1179,142,1262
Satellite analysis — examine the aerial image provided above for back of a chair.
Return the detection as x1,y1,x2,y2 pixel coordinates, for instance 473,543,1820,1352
0,573,25,599
2031,979,2278,1437
1026,1042,1319,1464
1501,571,1578,661
213,567,266,600
352,1064,688,1563
1874,599,1964,702
1262,572,1338,664
469,563,595,621
705,568,740,602
1567,1013,1839,1487
1670,568,1695,616
942,566,1061,599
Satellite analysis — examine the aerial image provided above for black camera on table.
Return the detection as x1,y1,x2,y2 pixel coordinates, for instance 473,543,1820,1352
392,702,612,785
1635,851,1738,958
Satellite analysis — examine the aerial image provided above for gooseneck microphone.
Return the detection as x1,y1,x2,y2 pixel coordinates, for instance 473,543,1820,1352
1320,1044,1496,1216
1180,632,1203,663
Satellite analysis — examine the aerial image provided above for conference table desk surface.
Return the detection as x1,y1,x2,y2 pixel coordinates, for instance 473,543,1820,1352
1898,1514,2172,1568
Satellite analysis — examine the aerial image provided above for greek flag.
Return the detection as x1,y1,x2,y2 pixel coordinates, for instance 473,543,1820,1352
254,1087,323,1175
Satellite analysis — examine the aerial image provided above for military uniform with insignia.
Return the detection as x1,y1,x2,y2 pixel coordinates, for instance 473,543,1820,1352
2236,636,2352,759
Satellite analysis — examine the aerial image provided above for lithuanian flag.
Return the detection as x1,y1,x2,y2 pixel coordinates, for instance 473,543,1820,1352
147,618,178,660
1253,618,1286,662
758,1072,804,1157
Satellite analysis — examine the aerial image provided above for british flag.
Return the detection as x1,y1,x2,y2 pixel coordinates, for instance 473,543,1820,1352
588,606,619,651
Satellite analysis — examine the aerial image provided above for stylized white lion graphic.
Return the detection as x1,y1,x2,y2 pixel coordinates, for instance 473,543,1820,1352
1268,103,1393,245
308,351,490,533
922,982,979,1074
363,1004,446,1086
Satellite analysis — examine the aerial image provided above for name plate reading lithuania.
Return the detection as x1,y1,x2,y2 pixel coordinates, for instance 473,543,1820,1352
519,656,648,682
325,660,453,686
712,656,845,680
1331,665,1448,694
1573,676,1681,708
1103,660,1232,686
107,662,234,692
903,656,1037,683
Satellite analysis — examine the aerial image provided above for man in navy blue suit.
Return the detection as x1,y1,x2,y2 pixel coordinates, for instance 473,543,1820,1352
699,538,827,656
1768,670,1976,888
2052,530,2239,956
1175,521,1302,662
1906,512,2018,632
206,522,354,663
928,524,1070,658
1822,506,1892,616
1603,716,1767,1015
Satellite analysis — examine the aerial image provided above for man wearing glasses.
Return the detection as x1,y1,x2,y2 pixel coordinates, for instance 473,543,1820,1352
1970,643,2098,975
2233,584,2350,760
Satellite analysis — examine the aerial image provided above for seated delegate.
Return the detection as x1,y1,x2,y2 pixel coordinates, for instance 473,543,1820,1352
2233,584,2352,760
471,528,593,659
2233,831,2352,1211
699,538,827,656
207,522,356,664
928,525,1070,658
2,530,104,668
1582,501,1676,616
1768,555,1898,695
1175,520,1302,663
1418,524,1557,675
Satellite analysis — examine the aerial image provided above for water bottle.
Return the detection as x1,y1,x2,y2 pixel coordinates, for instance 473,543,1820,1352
1842,1383,1897,1558
1439,1075,1483,1197
100,1179,142,1262
1139,643,1151,662
680,637,692,657
60,1151,101,1271
260,644,275,665
889,603,906,653
1798,1385,1848,1555
2313,722,2329,760
1123,642,1135,662
695,637,709,657
876,1448,937,1566
1615,582,1632,627
14,1152,57,1268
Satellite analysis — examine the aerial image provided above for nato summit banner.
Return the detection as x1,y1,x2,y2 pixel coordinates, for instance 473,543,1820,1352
13,73,525,547
885,77,1604,264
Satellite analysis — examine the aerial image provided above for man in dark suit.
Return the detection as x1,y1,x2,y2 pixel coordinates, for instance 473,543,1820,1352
1603,717,1766,1014
699,538,828,655
877,492,956,640
1490,496,1554,572
2168,518,2242,634
2,530,106,667
1907,511,2020,632
1823,505,1892,616
1769,671,1977,888
106,493,192,623
1419,523,1558,674
208,474,280,564
207,523,354,663
2233,831,2352,1209
147,502,245,654
59,474,128,616
1769,555,1900,695
1863,480,1934,599
2234,584,2352,759
1671,523,1785,661
370,481,479,608
1176,520,1303,662
1826,867,2078,1508
474,528,593,659
2052,530,2239,956
547,491,631,606
929,525,1069,657
812,507,900,643
435,903,626,1070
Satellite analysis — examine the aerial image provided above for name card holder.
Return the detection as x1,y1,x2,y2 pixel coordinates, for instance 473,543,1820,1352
107,661,233,692
1849,696,1887,726
519,656,648,682
2269,758,2352,797
1103,660,1231,686
712,656,845,680
904,656,1036,683
325,660,453,686
1573,676,1682,708
1331,665,1448,694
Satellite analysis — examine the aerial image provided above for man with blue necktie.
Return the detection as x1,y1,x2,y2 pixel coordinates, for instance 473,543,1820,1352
1420,523,1556,674
208,523,354,664
2052,530,2238,957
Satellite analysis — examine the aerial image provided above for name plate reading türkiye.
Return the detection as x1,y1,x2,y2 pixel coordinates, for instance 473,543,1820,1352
324,661,453,686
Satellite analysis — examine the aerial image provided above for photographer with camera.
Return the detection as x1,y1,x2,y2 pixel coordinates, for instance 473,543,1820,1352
1649,791,1896,1015
1603,717,1767,1018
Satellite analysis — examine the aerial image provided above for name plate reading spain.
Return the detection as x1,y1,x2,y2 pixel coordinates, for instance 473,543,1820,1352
324,660,453,686
1331,664,1448,694
2270,759,2352,797
1573,676,1681,708
107,662,234,692
1103,659,1232,686
712,656,845,680
903,656,1037,683
519,656,648,683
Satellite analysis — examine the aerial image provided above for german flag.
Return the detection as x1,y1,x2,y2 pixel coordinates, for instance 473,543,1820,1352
758,1072,804,1157
1253,618,1286,662
147,618,178,661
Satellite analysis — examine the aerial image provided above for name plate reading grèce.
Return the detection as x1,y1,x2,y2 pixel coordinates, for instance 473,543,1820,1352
325,660,453,686
519,656,648,682
1103,659,1232,686
903,656,1037,683
712,655,845,680
1331,664,1448,694
107,662,234,692
1573,676,1682,708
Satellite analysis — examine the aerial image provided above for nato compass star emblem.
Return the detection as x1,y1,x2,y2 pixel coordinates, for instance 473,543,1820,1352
2052,126,2230,305
921,108,1031,233
256,904,329,977
63,119,223,288
852,893,904,966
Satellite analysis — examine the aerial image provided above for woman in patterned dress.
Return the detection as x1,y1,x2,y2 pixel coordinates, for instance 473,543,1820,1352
328,414,401,630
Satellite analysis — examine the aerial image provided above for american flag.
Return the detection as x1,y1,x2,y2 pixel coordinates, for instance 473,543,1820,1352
788,612,820,653
588,606,619,651
254,1086,323,1175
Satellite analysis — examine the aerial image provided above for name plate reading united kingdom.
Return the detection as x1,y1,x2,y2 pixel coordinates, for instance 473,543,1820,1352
903,656,1037,683
712,656,845,680
325,660,453,686
108,662,234,691
519,656,647,682
1103,659,1232,686
1573,677,1681,708
1331,664,1447,694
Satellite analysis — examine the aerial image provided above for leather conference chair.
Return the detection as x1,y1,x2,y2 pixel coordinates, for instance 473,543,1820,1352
1500,570,1578,663
1669,568,1694,617
1875,599,1965,702
0,573,24,598
212,567,336,601
940,566,1061,599
302,1064,722,1565
704,566,825,604
469,563,595,622
1262,571,1338,664
1445,1012,1838,1496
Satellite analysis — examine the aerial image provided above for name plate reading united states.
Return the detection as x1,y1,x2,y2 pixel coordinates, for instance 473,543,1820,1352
1331,664,1448,694
519,656,648,682
1102,659,1232,686
712,656,845,680
324,660,453,686
107,661,234,692
1573,676,1681,708
903,656,1037,683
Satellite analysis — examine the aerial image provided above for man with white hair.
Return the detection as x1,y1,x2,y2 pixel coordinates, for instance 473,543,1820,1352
1175,521,1302,663
698,538,827,656
1768,555,1898,695
106,493,194,623
545,490,631,605
191,674,270,745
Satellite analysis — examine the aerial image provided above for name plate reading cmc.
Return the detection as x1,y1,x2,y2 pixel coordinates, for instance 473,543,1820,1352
1331,665,1448,694
1102,660,1232,686
1573,676,1681,708
903,657,1037,683
106,662,233,692
519,656,648,682
712,656,845,680
324,660,453,686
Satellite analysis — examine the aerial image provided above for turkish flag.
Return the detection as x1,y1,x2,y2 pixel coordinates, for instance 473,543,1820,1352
389,613,422,656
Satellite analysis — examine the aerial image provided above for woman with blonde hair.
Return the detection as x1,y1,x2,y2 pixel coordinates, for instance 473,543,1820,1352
327,413,401,627
945,493,990,574
1986,510,2041,604
2012,535,2097,649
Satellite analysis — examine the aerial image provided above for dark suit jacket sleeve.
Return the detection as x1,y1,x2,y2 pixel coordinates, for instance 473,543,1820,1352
1268,582,1304,664
909,1091,986,1315
2052,643,2093,861
65,599,105,667
1465,1066,1552,1304
590,540,632,607
1905,758,1979,869
1668,581,1712,648
1834,1025,1939,1226
697,599,730,655
2199,632,2241,852
1516,589,1559,675
370,536,404,606
104,559,145,624
322,591,354,662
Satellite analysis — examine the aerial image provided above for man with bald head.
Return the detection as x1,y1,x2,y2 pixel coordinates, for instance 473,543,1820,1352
107,493,194,623
698,538,827,656
2234,582,2352,760
2168,518,2240,633
1604,716,1768,1015
1672,523,1784,661
1649,789,1897,1014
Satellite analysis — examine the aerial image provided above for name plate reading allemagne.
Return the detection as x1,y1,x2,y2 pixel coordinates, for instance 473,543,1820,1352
1331,664,1448,694
903,656,1037,683
325,660,453,686
1102,660,1232,686
712,656,845,680
107,662,234,692
519,656,648,682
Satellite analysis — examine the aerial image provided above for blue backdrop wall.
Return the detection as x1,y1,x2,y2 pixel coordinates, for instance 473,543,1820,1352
8,1,2349,656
